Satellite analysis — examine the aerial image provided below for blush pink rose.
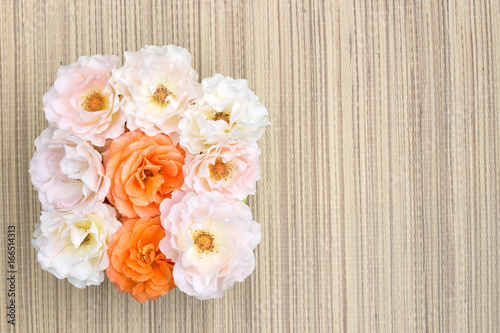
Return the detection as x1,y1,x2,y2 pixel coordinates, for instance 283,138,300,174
43,55,126,146
182,142,260,201
159,191,261,300
29,128,110,211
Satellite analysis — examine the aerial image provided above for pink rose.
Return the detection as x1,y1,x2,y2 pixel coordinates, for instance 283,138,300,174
43,55,126,146
159,191,261,300
182,142,260,200
29,128,110,211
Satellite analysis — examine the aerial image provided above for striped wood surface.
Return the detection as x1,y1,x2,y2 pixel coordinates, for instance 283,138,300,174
0,0,499,332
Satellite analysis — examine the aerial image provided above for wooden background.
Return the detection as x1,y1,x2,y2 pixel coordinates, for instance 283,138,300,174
1,0,499,331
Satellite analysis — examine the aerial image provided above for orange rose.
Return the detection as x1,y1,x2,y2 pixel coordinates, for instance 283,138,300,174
106,216,176,303
104,130,185,218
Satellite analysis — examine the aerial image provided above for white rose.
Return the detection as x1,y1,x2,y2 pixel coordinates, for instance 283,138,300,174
29,128,110,211
113,45,201,142
32,203,121,288
179,74,270,154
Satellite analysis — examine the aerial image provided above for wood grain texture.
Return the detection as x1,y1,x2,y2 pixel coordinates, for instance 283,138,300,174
0,0,499,331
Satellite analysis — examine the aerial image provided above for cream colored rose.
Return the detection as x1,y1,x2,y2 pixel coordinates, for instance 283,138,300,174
43,55,126,147
159,191,261,299
29,128,110,211
32,203,121,288
182,141,260,200
113,45,201,142
179,74,270,154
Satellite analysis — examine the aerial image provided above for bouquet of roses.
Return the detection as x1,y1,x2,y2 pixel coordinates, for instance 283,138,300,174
29,45,270,302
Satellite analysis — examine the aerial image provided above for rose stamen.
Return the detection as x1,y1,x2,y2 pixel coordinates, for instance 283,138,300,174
139,169,155,184
82,90,108,112
80,233,91,247
139,243,156,264
152,84,174,105
211,111,230,124
193,231,215,253
208,157,233,181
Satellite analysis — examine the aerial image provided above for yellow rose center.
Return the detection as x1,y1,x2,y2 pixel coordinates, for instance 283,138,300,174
80,234,91,247
193,231,215,253
152,84,174,105
208,157,233,181
211,111,230,124
82,90,108,112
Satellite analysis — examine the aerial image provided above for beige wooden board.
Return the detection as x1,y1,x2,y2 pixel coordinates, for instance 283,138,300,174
1,0,499,332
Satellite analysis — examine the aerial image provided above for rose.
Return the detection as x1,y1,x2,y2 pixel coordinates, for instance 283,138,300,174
113,45,202,142
43,55,126,146
104,130,185,218
179,74,270,154
159,191,261,300
106,216,176,303
32,203,121,288
182,141,261,200
29,128,110,211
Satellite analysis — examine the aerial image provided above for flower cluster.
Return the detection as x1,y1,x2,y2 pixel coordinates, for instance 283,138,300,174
30,45,269,302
